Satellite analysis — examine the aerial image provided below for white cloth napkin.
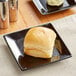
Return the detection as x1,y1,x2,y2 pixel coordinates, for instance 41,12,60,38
0,14,76,76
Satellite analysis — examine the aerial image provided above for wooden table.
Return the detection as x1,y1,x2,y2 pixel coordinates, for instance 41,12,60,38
0,0,76,35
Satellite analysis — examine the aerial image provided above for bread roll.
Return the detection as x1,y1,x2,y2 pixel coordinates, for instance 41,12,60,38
47,0,64,6
24,27,56,58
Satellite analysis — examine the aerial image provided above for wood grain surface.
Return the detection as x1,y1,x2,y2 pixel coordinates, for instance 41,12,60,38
0,0,76,35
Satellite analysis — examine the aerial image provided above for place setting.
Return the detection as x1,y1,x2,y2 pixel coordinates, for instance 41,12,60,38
32,0,76,15
0,0,76,73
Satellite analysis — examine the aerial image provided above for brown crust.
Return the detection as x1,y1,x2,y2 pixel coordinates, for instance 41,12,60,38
24,48,50,58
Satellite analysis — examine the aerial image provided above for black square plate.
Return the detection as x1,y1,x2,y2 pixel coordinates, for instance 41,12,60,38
32,0,76,15
3,23,72,71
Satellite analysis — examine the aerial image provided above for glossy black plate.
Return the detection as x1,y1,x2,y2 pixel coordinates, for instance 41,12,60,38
3,23,72,71
32,0,76,15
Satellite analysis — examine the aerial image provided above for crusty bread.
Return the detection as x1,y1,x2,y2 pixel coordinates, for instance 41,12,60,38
24,27,56,58
47,0,64,6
